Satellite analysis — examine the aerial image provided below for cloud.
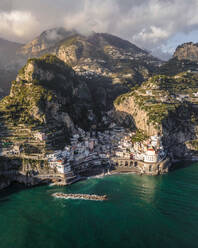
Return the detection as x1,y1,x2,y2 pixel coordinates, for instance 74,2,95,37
0,10,39,41
133,26,170,44
0,0,198,58
45,29,66,41
63,0,120,35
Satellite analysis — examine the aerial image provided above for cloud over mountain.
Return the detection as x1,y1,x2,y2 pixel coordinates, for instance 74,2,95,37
0,0,198,58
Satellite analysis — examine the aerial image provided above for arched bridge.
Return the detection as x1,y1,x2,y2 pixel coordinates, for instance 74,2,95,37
111,158,139,168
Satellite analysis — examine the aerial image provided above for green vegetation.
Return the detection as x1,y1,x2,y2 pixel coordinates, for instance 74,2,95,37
131,130,148,143
114,91,134,105
61,35,80,47
115,72,198,127
0,51,94,157
28,54,66,67
188,140,198,150
18,55,75,92
158,58,198,76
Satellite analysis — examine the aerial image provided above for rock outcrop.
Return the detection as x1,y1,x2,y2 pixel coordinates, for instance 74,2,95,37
174,42,198,61
114,73,198,159
0,54,95,154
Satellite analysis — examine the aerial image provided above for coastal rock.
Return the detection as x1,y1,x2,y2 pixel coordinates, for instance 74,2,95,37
52,193,108,201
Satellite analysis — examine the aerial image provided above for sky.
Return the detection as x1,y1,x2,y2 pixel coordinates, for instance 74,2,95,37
0,0,198,60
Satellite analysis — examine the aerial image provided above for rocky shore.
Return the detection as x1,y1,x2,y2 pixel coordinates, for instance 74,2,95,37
52,193,108,201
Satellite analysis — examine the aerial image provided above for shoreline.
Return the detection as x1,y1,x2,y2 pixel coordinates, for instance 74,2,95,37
1,158,198,191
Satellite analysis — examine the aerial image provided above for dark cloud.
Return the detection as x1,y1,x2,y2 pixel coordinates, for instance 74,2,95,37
0,0,197,58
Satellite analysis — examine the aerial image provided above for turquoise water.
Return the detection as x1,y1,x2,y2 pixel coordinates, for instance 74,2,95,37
1,163,198,248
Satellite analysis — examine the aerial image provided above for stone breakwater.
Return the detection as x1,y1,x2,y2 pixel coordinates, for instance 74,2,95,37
52,193,108,201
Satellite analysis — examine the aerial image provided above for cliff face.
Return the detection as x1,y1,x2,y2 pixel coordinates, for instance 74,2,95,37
157,43,198,77
114,73,198,159
114,96,158,136
0,55,94,152
174,42,198,61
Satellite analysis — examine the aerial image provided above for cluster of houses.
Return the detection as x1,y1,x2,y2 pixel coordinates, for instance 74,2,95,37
113,131,166,163
145,87,198,103
46,124,167,176
0,118,166,176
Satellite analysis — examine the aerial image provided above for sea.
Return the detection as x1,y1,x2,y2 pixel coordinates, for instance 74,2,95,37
0,161,198,248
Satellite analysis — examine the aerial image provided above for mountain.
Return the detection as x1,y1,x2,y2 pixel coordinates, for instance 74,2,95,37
158,57,198,76
158,43,198,76
17,28,162,108
114,72,198,159
19,29,162,75
0,38,23,97
18,27,77,56
173,42,198,61
0,27,163,104
0,38,22,65
0,55,93,152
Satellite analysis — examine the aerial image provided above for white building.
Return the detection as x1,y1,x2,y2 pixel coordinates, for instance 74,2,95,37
193,92,198,97
49,160,71,174
135,153,144,161
12,145,21,155
115,150,123,157
146,90,152,95
143,148,158,163
73,134,80,139
99,154,107,159
151,135,158,147
34,132,46,141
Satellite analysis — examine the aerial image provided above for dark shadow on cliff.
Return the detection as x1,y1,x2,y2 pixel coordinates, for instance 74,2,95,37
161,102,198,165
111,109,136,129
81,74,140,112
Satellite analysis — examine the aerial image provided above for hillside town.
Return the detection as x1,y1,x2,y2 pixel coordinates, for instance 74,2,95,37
45,124,167,177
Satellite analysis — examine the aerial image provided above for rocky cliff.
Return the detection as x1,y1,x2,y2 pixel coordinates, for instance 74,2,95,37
174,42,198,61
114,73,198,159
0,54,94,152
0,54,97,189
157,43,198,76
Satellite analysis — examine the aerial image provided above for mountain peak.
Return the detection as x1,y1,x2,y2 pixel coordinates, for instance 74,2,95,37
19,27,77,56
16,54,75,92
173,42,198,61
